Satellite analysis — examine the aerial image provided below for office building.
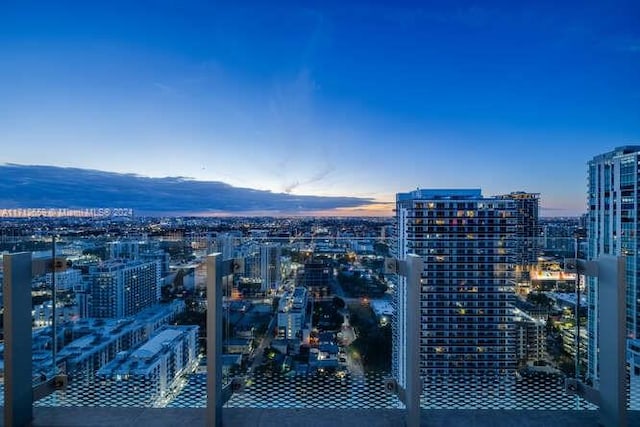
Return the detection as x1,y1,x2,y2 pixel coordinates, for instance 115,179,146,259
394,189,517,378
587,146,640,383
300,261,331,298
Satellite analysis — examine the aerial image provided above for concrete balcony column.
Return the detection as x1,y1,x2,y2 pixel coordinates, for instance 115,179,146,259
206,253,223,427
3,252,33,427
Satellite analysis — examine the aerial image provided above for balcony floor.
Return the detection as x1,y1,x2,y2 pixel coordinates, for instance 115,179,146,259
0,407,633,427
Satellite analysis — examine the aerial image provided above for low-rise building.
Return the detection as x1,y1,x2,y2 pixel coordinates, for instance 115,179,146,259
45,268,83,291
277,287,311,342
223,338,253,355
96,325,198,406
560,324,588,369
57,300,185,384
514,309,546,367
370,299,393,326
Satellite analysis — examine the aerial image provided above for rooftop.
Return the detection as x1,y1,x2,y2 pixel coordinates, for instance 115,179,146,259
397,189,483,201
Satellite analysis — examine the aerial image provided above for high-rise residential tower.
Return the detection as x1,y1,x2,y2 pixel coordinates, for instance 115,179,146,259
587,146,640,383
88,259,161,318
497,192,540,281
260,243,281,292
393,189,517,378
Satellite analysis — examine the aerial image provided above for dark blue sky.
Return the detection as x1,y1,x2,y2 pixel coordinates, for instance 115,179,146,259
1,1,639,215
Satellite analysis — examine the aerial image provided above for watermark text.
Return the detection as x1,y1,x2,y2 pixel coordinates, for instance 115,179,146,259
0,208,134,218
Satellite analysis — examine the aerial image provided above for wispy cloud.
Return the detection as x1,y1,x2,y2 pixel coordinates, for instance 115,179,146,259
283,180,300,194
309,163,337,182
283,163,337,194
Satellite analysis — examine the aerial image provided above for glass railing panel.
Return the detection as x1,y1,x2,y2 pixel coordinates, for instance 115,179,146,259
0,225,6,411
417,233,596,411
0,215,636,418
1,227,67,411
631,360,640,410
24,230,202,408
214,232,400,409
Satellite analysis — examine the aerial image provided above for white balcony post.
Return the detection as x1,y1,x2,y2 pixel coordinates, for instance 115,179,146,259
404,254,423,427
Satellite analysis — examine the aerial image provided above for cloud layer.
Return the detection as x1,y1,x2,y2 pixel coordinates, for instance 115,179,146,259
0,164,374,215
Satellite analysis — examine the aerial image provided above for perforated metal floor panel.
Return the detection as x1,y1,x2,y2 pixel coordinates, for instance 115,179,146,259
420,374,597,410
11,371,636,411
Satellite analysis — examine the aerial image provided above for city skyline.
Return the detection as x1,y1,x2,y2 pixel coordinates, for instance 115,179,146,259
2,1,639,216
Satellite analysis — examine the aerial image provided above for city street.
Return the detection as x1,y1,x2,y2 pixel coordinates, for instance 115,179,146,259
249,313,277,372
339,309,364,376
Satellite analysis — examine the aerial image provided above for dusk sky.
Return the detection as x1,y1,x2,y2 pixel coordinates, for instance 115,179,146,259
2,1,639,216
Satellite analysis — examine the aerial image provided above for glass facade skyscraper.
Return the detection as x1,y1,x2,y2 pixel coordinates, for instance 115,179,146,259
587,146,640,383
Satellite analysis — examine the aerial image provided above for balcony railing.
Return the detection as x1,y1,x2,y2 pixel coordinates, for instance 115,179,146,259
0,231,638,426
